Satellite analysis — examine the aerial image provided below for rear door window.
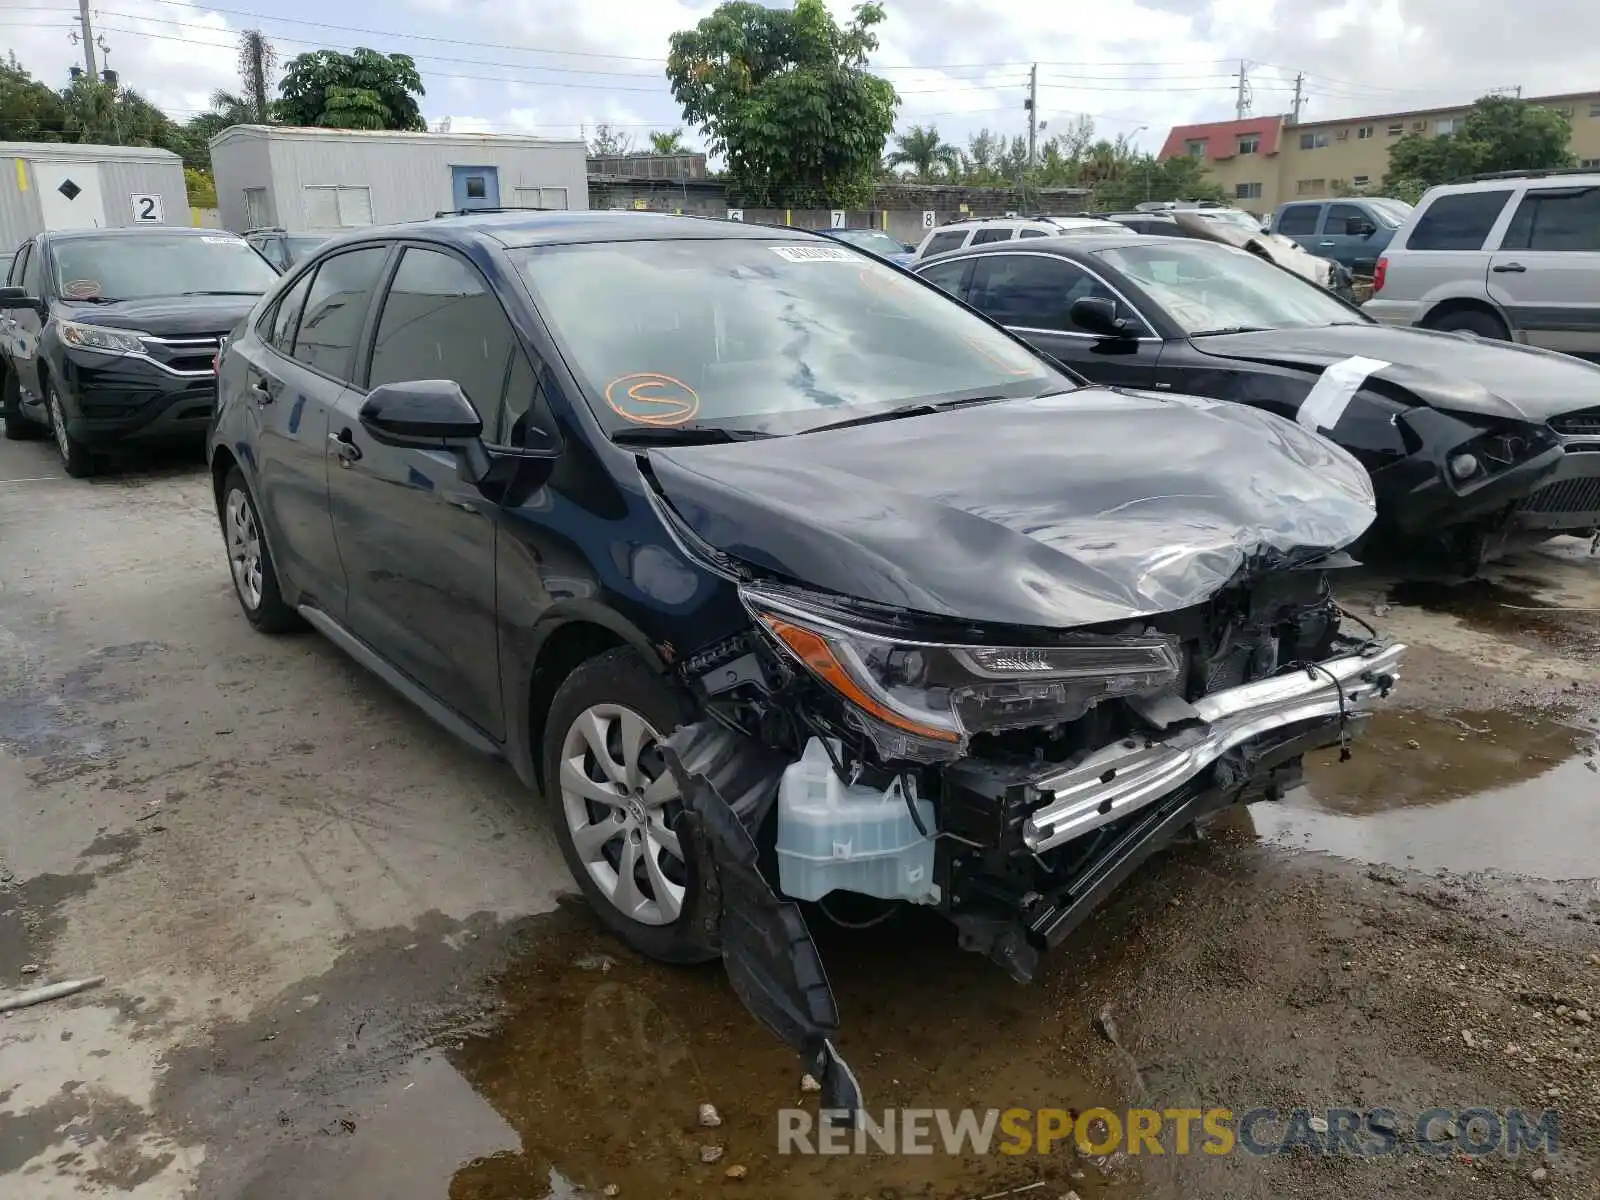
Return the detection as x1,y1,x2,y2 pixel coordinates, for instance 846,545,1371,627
1018,228,1050,239
1324,203,1369,234
291,247,389,381
971,228,1014,245
1406,190,1513,251
1500,186,1600,252
922,230,969,256
1277,205,1321,235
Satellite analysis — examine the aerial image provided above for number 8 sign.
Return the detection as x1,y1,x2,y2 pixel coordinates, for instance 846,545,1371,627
922,210,936,229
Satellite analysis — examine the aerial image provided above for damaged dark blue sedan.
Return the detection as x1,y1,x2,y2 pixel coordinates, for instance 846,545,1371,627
208,211,1406,1119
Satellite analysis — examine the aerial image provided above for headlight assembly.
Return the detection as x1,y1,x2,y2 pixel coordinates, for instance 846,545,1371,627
56,320,148,356
743,588,1182,759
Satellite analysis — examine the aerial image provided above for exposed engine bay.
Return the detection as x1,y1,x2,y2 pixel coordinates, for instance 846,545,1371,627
660,566,1405,1122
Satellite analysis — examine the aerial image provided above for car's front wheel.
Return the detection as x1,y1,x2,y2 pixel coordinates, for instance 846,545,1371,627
220,466,302,633
1428,309,1509,341
543,648,719,964
45,380,95,476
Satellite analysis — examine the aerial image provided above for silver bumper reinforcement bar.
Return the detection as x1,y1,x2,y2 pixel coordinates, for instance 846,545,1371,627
1023,641,1407,854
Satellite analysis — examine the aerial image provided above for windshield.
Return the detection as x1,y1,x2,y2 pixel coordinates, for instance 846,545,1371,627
284,236,329,264
1094,240,1361,335
512,239,1068,436
1366,199,1412,227
833,229,908,255
52,235,280,301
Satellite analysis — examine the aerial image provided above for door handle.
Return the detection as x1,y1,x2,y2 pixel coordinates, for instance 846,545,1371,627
1492,262,1526,273
1318,241,1335,246
247,382,272,404
329,430,362,466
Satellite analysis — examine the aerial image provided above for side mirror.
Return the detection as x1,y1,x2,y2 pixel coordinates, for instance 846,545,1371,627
0,285,41,312
1070,295,1134,339
360,379,491,481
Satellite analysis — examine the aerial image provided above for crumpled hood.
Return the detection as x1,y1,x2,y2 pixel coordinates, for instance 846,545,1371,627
1193,324,1600,424
646,388,1377,629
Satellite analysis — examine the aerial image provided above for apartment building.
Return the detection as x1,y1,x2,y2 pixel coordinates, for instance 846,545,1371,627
1158,91,1600,213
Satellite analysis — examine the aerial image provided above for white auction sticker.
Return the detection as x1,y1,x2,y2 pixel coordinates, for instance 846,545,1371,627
1297,355,1389,433
201,235,244,244
769,245,858,263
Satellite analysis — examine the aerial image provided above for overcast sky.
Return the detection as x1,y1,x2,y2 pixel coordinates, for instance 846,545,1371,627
3,0,1594,155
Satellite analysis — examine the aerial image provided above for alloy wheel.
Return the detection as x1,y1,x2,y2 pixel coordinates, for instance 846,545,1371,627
558,703,687,926
225,488,264,610
49,390,71,462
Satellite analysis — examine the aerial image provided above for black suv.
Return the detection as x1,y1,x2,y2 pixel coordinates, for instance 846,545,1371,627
0,227,281,475
208,211,1403,1113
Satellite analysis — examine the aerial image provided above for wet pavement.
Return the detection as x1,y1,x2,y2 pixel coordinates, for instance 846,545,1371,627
3,439,1600,1200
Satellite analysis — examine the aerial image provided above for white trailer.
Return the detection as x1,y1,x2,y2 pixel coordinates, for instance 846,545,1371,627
0,141,190,250
209,125,589,234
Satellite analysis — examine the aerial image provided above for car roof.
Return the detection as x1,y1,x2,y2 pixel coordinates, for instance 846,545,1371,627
42,226,245,243
1424,170,1600,195
916,232,1163,264
406,209,829,249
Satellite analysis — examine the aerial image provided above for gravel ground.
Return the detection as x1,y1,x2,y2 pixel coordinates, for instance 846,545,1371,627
1,436,1597,1200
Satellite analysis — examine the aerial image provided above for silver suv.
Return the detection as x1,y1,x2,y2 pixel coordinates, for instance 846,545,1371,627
1365,169,1600,355
913,215,1129,259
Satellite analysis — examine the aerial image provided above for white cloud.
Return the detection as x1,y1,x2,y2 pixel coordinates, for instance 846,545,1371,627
2,2,238,124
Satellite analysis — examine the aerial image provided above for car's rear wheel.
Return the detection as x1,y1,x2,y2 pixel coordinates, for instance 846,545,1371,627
543,648,718,964
45,379,95,477
221,466,302,633
1427,309,1509,341
2,371,42,441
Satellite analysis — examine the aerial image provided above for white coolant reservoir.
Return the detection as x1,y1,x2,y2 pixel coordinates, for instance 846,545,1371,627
775,738,940,905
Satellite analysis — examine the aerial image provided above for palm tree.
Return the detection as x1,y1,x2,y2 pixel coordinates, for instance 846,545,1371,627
887,124,959,181
648,128,688,155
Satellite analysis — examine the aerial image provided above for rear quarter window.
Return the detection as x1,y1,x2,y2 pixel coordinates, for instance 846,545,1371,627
1405,190,1513,251
922,230,969,256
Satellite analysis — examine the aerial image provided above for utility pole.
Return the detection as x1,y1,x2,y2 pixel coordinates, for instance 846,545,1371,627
1026,63,1038,170
1234,59,1252,120
1291,72,1306,124
77,0,97,79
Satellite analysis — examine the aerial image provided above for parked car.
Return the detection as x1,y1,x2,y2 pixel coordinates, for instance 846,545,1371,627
244,227,331,272
913,215,1130,259
814,226,916,266
0,227,281,475
1364,170,1600,355
913,233,1600,569
208,210,1401,1114
1103,209,1353,301
1268,197,1412,275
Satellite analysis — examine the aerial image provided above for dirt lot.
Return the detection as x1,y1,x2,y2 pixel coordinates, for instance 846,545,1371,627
1,436,1598,1200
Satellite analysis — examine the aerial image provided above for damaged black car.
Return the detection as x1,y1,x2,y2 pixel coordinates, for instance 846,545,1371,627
209,212,1406,1119
914,234,1600,572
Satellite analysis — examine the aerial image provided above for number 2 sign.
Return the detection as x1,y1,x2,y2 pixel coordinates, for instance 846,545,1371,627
130,193,165,222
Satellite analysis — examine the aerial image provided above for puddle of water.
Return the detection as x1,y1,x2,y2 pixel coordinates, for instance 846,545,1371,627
440,906,1113,1200
1252,707,1600,879
1386,577,1600,653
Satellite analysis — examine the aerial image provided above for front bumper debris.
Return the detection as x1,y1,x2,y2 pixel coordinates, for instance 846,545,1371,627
1025,641,1406,854
1514,413,1600,534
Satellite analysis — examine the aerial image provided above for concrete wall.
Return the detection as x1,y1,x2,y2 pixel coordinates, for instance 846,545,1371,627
212,126,589,233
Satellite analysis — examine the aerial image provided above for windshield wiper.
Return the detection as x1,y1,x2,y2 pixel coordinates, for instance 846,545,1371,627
177,290,262,297
610,425,769,446
64,295,119,304
1191,325,1270,336
801,392,1017,435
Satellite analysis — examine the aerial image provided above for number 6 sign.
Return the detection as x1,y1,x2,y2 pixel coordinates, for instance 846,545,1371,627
130,193,164,222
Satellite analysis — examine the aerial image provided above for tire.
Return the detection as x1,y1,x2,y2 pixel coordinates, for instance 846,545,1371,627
45,378,96,477
220,466,303,633
543,648,718,964
2,370,43,441
1427,309,1509,341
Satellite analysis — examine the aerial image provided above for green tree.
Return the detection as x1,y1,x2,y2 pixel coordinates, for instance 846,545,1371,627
1094,155,1226,210
237,30,276,124
887,123,957,180
1383,94,1573,198
589,123,636,156
275,48,425,131
959,128,1001,183
667,0,899,207
647,128,688,155
184,165,217,207
0,54,69,141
